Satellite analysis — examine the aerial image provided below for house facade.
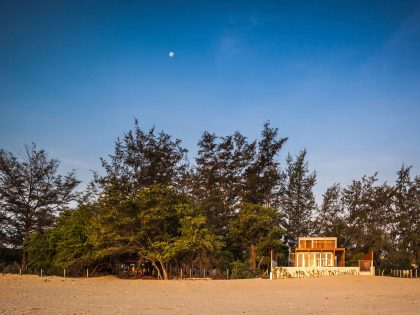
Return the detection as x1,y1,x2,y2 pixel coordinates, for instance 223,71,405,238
290,237,345,268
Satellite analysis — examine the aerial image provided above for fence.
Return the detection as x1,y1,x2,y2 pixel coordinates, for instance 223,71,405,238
1,263,233,280
390,269,418,278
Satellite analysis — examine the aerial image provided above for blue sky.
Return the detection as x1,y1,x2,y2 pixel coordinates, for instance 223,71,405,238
1,0,419,200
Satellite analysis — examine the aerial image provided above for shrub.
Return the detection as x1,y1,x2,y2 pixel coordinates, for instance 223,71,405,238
231,261,253,279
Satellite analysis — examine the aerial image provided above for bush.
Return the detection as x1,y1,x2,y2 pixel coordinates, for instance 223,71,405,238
231,261,253,279
0,261,20,274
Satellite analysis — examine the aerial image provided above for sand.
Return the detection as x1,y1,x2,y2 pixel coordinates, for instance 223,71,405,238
0,274,419,314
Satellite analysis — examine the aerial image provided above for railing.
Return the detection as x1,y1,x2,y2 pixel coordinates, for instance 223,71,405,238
390,269,418,278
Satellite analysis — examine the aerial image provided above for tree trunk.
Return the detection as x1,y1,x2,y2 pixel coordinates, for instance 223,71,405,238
158,258,169,280
257,256,265,270
151,260,162,279
21,229,30,272
21,251,28,272
249,243,256,270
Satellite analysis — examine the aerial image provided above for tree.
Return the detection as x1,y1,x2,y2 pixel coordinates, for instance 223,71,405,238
95,119,187,195
393,166,420,266
242,122,288,207
281,150,317,248
0,144,80,270
341,174,394,265
169,203,224,273
230,203,284,270
193,131,255,236
86,185,222,279
314,184,347,245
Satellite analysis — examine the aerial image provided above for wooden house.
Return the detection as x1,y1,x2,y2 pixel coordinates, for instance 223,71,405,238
290,237,345,268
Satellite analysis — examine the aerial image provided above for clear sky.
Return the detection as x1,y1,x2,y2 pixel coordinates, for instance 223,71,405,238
1,0,419,200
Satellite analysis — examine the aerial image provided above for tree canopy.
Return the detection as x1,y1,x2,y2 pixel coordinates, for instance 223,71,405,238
1,121,418,277
0,144,80,269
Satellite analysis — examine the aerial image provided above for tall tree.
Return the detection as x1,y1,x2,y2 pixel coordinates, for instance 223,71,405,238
242,122,288,207
193,131,255,236
95,119,188,195
230,203,284,270
314,184,347,245
341,174,393,264
0,144,80,269
281,149,317,248
393,166,420,266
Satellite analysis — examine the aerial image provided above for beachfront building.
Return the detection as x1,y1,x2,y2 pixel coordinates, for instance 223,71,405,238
290,237,345,268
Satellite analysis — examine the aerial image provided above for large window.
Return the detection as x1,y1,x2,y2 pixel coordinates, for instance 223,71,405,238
295,252,334,267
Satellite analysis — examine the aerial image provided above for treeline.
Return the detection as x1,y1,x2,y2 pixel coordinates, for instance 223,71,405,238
0,121,419,278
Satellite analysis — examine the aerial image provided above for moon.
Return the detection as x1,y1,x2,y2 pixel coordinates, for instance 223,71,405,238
169,51,175,58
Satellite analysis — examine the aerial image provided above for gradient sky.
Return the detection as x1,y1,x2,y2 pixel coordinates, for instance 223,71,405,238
1,0,420,200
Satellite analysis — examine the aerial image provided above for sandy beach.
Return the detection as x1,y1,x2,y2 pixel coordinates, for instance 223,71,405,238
0,274,419,314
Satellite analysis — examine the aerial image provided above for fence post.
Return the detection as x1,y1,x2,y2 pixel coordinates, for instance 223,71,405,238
86,269,89,278
41,269,43,277
64,269,66,279
227,269,229,279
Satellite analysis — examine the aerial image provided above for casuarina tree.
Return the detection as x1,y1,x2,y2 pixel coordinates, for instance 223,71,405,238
0,144,80,270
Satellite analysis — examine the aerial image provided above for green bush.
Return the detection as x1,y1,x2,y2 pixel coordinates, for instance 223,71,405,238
231,261,253,279
0,261,20,274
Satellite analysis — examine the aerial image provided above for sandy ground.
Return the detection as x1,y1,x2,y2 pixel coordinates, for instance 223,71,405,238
0,274,419,314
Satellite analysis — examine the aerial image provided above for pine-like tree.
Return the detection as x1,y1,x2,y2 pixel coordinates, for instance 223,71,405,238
242,122,288,207
193,131,254,236
314,184,346,240
281,149,317,248
393,166,420,266
95,119,188,195
0,144,80,269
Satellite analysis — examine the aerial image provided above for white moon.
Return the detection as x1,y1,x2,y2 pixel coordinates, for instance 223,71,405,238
169,51,175,58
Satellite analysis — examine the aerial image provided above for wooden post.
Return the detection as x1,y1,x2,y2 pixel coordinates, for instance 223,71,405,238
86,269,89,278
189,269,192,278
180,268,183,279
41,269,43,277
227,269,229,279
204,268,206,278
19,268,22,276
64,269,66,279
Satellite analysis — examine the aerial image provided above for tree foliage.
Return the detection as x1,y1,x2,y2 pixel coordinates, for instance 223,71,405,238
2,120,418,278
0,144,80,269
281,150,317,247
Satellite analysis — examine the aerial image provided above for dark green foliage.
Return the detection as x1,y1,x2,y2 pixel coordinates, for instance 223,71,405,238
3,120,418,277
230,260,254,279
242,122,288,207
313,167,420,269
25,206,94,274
281,150,317,247
194,131,255,236
95,119,187,195
230,203,284,269
391,166,420,266
0,144,80,269
342,174,394,259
